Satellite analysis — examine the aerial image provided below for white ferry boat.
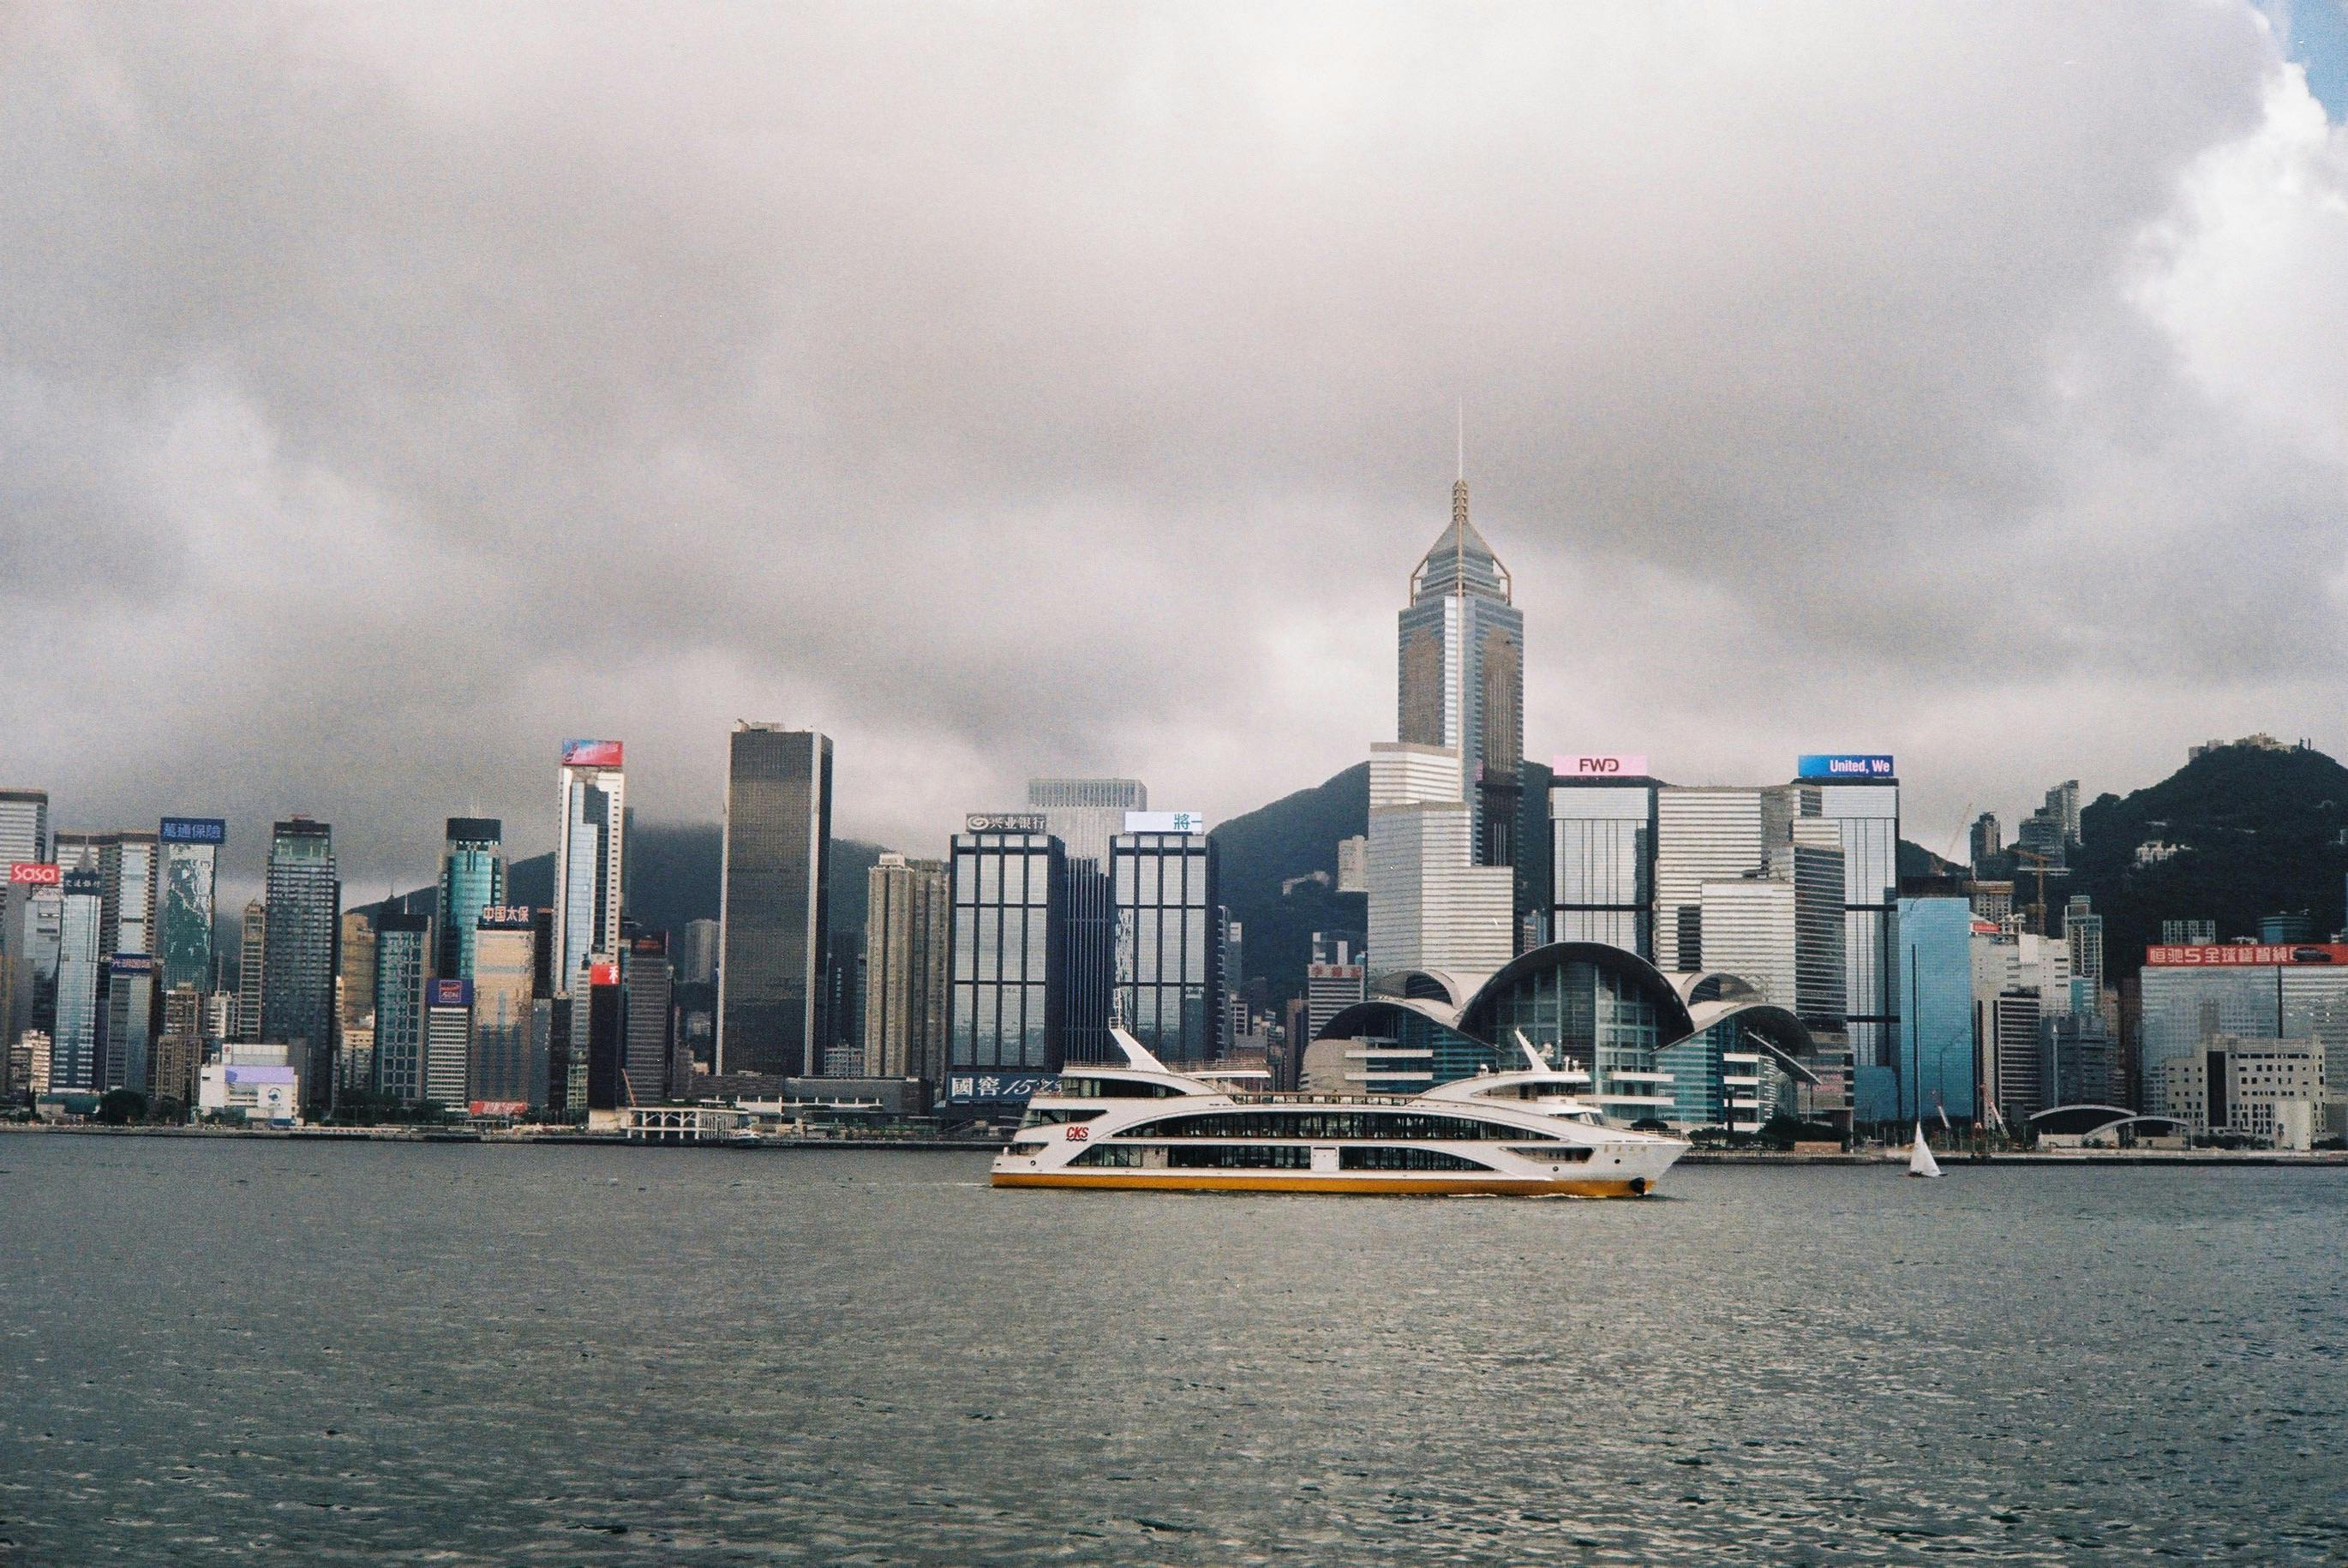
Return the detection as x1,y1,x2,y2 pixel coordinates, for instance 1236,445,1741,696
992,1027,1688,1197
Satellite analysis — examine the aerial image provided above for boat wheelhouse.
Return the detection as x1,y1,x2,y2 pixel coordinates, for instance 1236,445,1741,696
992,1027,1686,1197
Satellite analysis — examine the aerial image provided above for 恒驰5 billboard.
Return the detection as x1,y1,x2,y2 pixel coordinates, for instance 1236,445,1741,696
561,739,625,769
1796,754,1895,780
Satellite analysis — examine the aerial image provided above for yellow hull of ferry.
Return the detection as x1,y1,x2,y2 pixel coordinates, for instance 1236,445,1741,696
991,1170,1658,1198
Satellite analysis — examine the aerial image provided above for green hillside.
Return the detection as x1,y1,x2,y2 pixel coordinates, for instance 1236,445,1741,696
2072,741,2348,976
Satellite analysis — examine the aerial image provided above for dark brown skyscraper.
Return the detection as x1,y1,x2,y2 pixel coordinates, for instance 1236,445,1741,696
716,724,831,1077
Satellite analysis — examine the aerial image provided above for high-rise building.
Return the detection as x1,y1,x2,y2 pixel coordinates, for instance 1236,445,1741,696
153,985,206,1111
576,957,624,1111
864,853,950,1084
1365,743,1512,974
0,788,49,865
260,818,339,1110
235,899,267,1042
2039,1012,2112,1108
1985,989,2045,1122
436,817,506,982
623,929,673,1104
943,818,1065,1108
1397,471,1523,870
470,907,539,1106
1968,812,2002,877
2044,780,2082,847
2064,895,2105,999
1110,819,1221,1065
1651,786,1797,972
716,724,831,1078
423,978,472,1109
553,739,627,996
1548,760,1659,957
102,954,156,1094
1027,778,1147,1064
338,910,377,1038
157,817,225,996
1305,932,1367,1042
1798,765,1901,1084
372,910,432,1103
1336,835,1368,895
53,869,104,1090
1896,896,1977,1124
679,918,720,986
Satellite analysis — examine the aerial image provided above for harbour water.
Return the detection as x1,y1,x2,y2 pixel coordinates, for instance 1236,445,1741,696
3,1137,2344,1564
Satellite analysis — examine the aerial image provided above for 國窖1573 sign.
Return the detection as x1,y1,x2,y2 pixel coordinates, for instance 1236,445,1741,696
1797,754,1896,780
1555,754,1649,777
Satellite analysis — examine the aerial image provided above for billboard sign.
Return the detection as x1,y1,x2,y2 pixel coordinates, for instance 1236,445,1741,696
2146,943,2348,967
110,954,154,973
943,1072,1060,1104
965,813,1048,835
159,817,227,844
587,960,620,987
476,906,536,929
63,869,101,896
560,739,625,769
470,1099,530,1117
1123,811,1207,835
428,978,474,1008
8,862,61,887
1555,754,1650,778
1796,754,1896,780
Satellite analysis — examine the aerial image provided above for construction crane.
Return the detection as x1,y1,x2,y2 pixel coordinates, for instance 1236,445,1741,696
1942,803,1976,870
2013,847,2058,936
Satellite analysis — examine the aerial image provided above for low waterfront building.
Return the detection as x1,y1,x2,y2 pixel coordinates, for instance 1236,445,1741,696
2154,1036,2322,1149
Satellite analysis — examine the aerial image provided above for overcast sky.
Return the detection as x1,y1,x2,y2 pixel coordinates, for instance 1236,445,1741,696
4,2,2346,895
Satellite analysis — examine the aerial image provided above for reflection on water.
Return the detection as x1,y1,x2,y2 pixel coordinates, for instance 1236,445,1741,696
3,1140,2345,1564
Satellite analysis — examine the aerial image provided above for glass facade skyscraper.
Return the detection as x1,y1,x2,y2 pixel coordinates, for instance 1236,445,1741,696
1397,477,1523,871
372,910,431,1103
1027,777,1146,1064
102,953,155,1093
1549,775,1657,957
1111,825,1221,1064
945,821,1065,1103
435,817,506,982
553,740,626,996
53,869,104,1091
623,930,673,1104
1651,787,1796,973
1887,892,1981,1126
470,910,538,1105
1804,779,1901,1081
260,818,340,1110
157,817,225,995
716,725,831,1078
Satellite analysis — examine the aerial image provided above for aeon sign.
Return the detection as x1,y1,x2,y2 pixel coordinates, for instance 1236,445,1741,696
1556,754,1649,777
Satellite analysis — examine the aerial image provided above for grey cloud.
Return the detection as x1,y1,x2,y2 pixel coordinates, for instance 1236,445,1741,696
1,1,2343,892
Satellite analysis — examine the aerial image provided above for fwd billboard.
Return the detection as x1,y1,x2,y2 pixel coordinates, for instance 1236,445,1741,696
1554,754,1650,778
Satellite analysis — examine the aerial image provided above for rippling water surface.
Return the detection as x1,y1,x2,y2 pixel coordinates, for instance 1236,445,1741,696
3,1138,2344,1564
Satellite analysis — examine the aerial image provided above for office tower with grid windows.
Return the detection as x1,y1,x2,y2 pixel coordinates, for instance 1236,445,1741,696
716,725,831,1078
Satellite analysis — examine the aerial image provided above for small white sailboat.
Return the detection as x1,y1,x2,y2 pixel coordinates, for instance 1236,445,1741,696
1906,1122,1943,1179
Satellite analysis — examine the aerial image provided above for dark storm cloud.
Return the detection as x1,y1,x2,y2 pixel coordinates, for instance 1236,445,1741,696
2,1,2344,893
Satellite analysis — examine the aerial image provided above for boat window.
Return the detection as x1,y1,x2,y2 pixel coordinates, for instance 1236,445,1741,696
1070,1145,1148,1167
1164,1145,1314,1170
1056,1076,1188,1099
1119,1110,1548,1142
1339,1147,1490,1171
1007,1139,1051,1155
1509,1145,1594,1163
1017,1105,1105,1128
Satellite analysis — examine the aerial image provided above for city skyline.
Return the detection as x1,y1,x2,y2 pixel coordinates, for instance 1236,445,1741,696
4,7,2346,899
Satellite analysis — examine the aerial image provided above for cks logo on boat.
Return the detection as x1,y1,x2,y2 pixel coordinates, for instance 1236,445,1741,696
1065,1124,1088,1140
